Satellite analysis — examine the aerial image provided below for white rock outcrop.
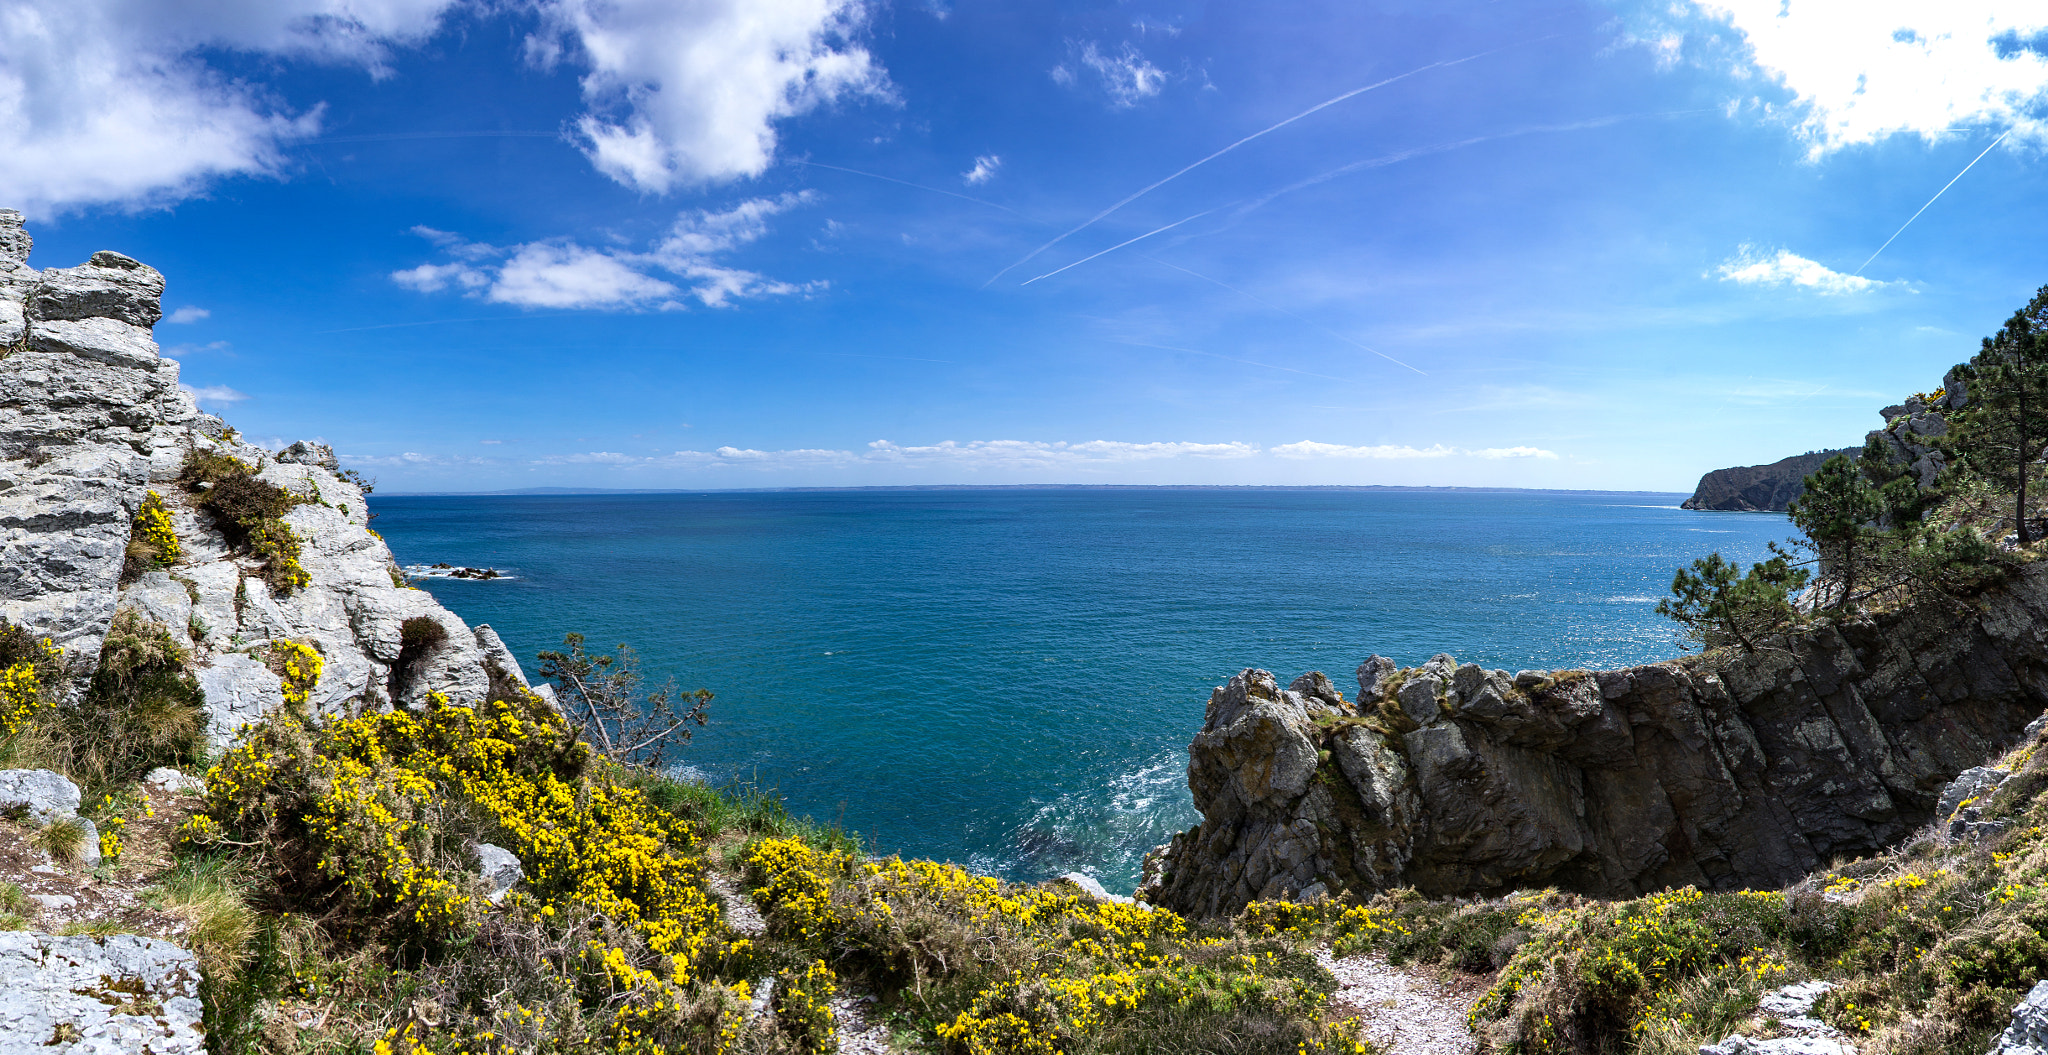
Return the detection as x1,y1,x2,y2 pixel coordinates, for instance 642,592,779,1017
0,209,532,749
0,931,203,1054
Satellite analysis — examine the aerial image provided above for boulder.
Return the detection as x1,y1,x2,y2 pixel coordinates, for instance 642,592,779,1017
194,654,286,751
274,440,339,470
143,768,204,796
474,843,524,904
0,931,203,1054
0,769,81,824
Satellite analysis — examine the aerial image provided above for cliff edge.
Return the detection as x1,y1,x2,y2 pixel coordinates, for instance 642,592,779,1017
1138,566,2048,916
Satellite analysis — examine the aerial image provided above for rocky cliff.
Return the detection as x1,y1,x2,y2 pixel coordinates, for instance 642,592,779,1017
1138,564,2048,917
1680,448,1859,512
0,209,533,749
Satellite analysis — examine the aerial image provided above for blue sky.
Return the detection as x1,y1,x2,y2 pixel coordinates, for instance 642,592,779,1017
6,0,2048,492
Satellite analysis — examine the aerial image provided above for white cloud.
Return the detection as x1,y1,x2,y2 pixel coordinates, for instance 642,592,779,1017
1053,41,1167,108
1715,246,1891,294
1271,441,1558,460
164,339,230,357
1,0,888,212
962,154,1001,185
180,383,247,406
1642,2,2048,154
163,305,210,324
490,244,679,308
0,0,460,213
394,195,821,309
532,0,892,191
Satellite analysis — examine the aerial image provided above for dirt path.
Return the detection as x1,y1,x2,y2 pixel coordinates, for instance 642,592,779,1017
1318,949,1480,1055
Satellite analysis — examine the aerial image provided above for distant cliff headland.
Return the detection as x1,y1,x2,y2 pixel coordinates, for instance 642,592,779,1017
1681,448,1859,511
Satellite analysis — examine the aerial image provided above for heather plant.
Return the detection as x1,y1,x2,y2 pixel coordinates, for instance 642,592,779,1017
177,446,312,595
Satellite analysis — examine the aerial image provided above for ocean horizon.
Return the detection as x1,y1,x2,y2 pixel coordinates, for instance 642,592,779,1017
371,486,1792,890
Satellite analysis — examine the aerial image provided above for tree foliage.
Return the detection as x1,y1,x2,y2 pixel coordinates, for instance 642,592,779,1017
1656,553,1808,653
536,633,710,770
1945,285,2048,543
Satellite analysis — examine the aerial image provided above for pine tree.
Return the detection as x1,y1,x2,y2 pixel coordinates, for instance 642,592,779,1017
1947,285,2048,544
1787,454,1885,609
1657,552,1808,653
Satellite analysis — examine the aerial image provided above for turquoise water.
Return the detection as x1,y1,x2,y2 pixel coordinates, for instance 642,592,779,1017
368,487,1790,890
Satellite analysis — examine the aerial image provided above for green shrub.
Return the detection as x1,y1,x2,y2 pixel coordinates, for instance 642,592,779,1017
32,610,206,797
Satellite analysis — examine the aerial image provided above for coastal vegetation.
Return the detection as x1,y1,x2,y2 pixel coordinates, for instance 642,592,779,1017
1662,285,2048,650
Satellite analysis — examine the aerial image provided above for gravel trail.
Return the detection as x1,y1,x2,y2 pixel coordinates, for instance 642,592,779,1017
1318,949,1479,1055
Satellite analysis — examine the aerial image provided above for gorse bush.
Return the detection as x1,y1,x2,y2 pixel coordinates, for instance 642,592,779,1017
0,620,62,754
742,836,1369,1055
123,489,181,580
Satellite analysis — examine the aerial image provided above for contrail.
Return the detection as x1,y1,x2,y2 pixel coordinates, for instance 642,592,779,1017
1238,111,1706,215
983,39,1544,287
792,160,1020,214
1147,256,1427,375
1020,211,1214,285
1112,339,1357,384
1855,129,2012,275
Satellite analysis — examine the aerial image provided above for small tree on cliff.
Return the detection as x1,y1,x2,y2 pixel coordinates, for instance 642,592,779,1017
1787,454,1886,609
1946,285,2048,544
537,633,710,769
1657,552,1809,653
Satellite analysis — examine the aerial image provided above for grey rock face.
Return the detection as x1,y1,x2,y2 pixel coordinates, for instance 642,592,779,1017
30,251,165,329
274,440,338,470
1143,564,2048,914
193,654,285,752
1942,762,2014,842
474,843,524,904
0,930,203,1054
1990,979,2048,1055
0,769,81,824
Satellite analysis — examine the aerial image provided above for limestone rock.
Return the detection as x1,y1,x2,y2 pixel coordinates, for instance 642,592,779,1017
0,212,537,752
275,440,339,470
474,843,524,904
30,251,165,329
194,655,285,752
1698,1036,1848,1055
0,769,81,824
1989,979,2048,1055
0,930,203,1054
142,768,204,796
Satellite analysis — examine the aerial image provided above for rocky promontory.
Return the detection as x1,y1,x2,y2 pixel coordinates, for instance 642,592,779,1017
1139,563,2048,916
1680,448,1858,511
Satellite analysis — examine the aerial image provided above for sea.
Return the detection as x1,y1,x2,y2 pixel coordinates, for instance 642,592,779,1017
368,487,1792,891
